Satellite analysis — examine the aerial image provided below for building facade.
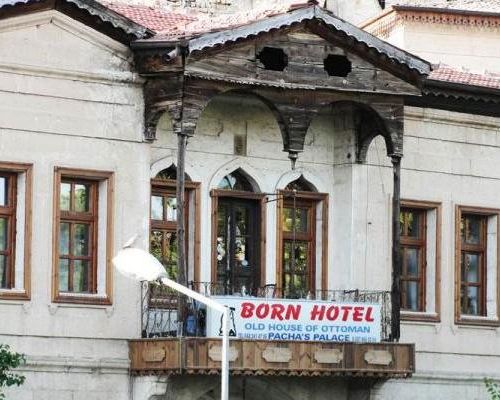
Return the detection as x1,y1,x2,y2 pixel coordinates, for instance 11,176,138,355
0,0,499,399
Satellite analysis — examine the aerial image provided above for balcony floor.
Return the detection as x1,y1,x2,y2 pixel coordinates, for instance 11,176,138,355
130,338,415,379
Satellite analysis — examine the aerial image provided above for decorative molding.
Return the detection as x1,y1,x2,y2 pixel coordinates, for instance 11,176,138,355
364,9,500,39
262,347,292,363
208,345,239,362
314,349,343,364
142,348,166,363
364,350,393,366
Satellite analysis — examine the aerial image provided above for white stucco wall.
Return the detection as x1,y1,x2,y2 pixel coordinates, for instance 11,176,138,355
1,6,500,400
0,11,150,400
385,21,500,73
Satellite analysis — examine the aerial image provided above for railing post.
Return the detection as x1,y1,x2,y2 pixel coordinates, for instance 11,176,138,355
391,155,402,342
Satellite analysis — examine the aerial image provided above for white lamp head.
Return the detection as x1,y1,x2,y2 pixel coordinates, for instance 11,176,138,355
113,246,166,282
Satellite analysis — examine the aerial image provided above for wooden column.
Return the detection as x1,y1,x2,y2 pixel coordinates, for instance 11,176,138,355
391,155,402,341
176,131,188,287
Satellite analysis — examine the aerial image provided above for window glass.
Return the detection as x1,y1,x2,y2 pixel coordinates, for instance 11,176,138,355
74,184,90,212
151,196,163,221
60,183,71,211
58,179,96,294
399,208,425,312
459,213,487,317
0,177,7,206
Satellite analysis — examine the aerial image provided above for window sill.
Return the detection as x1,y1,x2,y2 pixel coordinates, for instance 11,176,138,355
456,315,500,328
54,293,112,306
0,289,29,301
401,311,440,323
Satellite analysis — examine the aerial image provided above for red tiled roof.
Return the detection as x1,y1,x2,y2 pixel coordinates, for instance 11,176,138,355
101,1,317,37
103,2,196,33
430,65,500,90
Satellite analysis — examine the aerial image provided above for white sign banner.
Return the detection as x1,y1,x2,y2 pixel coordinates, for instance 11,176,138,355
206,296,382,343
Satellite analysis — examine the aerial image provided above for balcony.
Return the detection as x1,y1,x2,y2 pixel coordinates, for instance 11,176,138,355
129,282,415,378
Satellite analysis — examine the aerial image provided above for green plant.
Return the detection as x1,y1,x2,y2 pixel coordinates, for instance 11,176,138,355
485,378,500,400
0,344,26,400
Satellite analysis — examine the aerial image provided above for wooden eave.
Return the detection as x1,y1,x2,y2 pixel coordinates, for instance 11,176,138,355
405,80,500,118
132,5,430,88
0,0,153,44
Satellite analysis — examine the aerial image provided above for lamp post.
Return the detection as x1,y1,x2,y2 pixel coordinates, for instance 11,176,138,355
113,246,230,400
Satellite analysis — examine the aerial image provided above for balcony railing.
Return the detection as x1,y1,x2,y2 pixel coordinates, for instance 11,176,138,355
141,281,393,341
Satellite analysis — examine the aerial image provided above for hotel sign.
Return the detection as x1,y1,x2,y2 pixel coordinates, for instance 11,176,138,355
206,296,382,343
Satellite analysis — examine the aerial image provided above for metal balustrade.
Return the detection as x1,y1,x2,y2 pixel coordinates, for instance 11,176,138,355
141,281,392,341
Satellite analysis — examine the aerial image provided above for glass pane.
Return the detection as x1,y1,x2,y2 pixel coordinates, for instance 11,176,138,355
283,208,308,233
234,237,248,267
59,222,70,255
405,281,419,311
0,217,7,251
60,183,71,211
59,259,69,292
217,170,253,191
283,242,292,272
235,206,249,236
405,248,419,277
165,198,177,222
73,260,89,292
151,196,163,220
0,254,6,288
294,275,306,295
0,177,7,206
462,253,479,283
461,215,482,245
461,286,479,315
150,230,163,261
406,211,419,238
164,232,178,280
74,184,90,212
73,224,90,256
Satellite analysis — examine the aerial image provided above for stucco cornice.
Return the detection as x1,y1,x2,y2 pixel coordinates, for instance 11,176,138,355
362,7,500,39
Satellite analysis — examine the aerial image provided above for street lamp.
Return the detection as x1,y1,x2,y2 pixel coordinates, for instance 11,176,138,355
113,244,230,400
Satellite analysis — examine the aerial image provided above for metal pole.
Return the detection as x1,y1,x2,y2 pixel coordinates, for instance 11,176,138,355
221,307,230,400
160,277,230,400
391,155,402,342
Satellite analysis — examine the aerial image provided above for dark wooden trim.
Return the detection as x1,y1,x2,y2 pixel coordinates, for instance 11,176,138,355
401,199,442,322
52,167,114,305
150,178,201,283
454,205,500,327
210,190,266,290
399,199,442,323
276,190,328,295
0,162,32,301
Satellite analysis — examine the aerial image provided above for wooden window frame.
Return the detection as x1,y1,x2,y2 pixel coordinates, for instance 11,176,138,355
210,189,267,288
400,200,441,323
0,162,32,301
400,207,426,312
150,178,201,283
52,167,114,305
276,190,329,296
455,205,500,327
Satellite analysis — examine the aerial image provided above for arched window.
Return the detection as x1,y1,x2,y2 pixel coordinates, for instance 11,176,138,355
148,165,200,316
155,164,191,181
217,168,253,191
284,175,316,192
213,169,263,295
279,176,327,299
